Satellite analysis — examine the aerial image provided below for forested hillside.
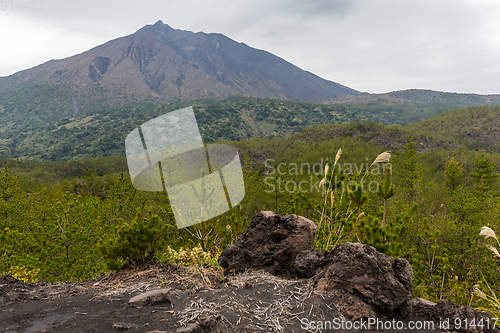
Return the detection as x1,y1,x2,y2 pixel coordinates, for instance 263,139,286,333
1,94,498,161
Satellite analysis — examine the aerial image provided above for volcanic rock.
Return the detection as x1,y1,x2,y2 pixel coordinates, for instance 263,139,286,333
410,298,498,333
129,288,172,307
314,242,413,315
294,248,335,278
218,211,316,277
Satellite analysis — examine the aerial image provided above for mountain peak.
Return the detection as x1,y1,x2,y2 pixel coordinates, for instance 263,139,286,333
152,20,172,29
136,20,171,33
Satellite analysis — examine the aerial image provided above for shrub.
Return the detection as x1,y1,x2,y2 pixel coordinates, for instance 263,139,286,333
155,245,219,267
8,265,40,282
99,211,174,269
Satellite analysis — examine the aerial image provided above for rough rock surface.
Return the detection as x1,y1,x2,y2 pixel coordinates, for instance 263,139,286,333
175,323,200,333
294,248,335,278
129,288,172,307
328,288,378,320
410,298,499,333
218,211,317,277
314,242,413,315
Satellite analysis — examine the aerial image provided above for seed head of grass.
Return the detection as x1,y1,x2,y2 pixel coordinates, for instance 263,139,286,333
480,226,498,241
486,244,500,259
473,285,488,300
370,151,391,167
334,149,342,167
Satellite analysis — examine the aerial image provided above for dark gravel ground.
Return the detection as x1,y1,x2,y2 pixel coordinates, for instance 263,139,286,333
1,263,448,333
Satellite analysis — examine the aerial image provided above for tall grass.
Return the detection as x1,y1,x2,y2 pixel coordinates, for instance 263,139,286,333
313,149,391,249
473,226,500,319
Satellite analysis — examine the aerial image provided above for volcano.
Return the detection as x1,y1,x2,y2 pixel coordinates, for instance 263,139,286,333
0,20,359,112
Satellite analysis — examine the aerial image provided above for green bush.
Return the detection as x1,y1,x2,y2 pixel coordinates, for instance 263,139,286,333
155,245,219,267
99,211,174,269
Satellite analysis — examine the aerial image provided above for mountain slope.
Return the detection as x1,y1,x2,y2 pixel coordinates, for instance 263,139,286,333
3,105,500,177
0,20,359,114
337,89,500,105
2,94,499,161
286,104,500,155
404,104,500,152
229,105,500,174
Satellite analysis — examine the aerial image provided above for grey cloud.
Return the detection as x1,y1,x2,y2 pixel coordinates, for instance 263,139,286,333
279,0,355,18
2,0,500,94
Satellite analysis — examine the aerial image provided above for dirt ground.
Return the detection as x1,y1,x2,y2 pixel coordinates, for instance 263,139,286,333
1,263,447,333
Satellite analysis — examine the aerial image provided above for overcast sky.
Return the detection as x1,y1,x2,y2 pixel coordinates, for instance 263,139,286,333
1,0,500,94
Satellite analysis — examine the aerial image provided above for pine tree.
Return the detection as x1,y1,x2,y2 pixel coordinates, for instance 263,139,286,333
470,154,498,194
444,158,464,191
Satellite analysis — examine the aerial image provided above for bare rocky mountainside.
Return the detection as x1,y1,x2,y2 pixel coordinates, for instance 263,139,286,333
0,20,359,112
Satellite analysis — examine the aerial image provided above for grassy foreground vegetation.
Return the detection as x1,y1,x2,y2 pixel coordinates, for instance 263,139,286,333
2,105,500,318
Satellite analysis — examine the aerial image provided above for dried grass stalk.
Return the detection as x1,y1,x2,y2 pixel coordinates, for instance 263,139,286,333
480,226,497,240
370,151,391,167
334,149,342,167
